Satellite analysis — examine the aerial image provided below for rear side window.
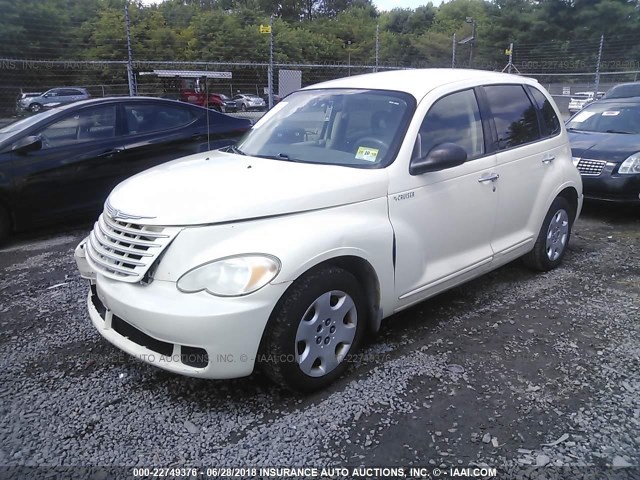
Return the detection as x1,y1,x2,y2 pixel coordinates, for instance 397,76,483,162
484,85,540,149
529,87,560,137
414,88,485,160
124,104,199,134
60,89,81,96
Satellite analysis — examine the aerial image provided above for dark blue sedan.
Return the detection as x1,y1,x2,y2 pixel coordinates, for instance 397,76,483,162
0,97,251,243
566,97,640,204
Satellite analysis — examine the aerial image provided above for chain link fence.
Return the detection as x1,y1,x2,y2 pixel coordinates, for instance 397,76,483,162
1,32,639,119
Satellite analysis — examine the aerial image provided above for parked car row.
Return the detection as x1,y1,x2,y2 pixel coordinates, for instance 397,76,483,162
5,70,637,392
568,91,605,114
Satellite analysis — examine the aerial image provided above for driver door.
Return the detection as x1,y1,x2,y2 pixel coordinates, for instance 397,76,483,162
11,104,122,224
388,88,498,310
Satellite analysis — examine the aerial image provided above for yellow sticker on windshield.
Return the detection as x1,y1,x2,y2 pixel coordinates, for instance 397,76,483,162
355,146,379,162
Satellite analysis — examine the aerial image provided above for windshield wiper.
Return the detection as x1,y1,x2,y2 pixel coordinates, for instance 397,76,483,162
222,144,247,155
605,129,632,134
255,153,303,163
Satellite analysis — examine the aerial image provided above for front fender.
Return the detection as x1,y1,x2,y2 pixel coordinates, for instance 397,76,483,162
152,197,396,316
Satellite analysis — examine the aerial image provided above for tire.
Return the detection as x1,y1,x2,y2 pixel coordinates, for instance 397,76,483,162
259,266,367,392
523,196,573,271
241,103,247,112
0,205,10,246
28,103,42,113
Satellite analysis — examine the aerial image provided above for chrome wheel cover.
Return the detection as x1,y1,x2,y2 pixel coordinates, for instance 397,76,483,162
294,290,357,377
546,208,569,261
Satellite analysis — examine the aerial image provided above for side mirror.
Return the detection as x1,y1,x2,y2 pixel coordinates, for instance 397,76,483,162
12,135,42,154
409,142,467,175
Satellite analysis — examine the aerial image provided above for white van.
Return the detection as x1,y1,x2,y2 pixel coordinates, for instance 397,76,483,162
75,69,583,391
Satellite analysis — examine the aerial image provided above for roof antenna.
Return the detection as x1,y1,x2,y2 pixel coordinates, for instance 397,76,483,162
204,75,211,151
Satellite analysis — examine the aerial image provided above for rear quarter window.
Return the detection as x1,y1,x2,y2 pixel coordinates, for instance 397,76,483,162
529,87,561,137
484,85,541,149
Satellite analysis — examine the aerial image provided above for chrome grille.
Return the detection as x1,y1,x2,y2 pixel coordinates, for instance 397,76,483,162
576,158,606,176
86,213,180,282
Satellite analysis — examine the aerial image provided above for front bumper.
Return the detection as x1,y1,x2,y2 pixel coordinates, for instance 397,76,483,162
582,165,640,203
77,241,291,379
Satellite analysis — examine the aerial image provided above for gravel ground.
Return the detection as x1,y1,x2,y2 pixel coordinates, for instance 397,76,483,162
0,202,638,479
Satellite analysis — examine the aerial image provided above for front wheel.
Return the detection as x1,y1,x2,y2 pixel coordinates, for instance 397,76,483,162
29,103,42,113
523,196,573,271
240,103,247,112
259,266,367,392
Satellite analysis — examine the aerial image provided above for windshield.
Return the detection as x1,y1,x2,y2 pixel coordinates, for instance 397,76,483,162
236,88,415,168
566,102,640,134
0,109,59,134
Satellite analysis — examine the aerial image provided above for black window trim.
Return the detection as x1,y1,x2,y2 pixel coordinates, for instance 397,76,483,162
525,84,562,139
479,83,547,154
411,86,491,165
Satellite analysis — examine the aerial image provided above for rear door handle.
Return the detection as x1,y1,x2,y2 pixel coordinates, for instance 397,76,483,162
542,154,555,164
478,172,500,183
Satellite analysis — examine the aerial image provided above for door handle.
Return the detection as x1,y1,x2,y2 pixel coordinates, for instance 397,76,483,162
97,147,124,158
542,154,555,164
478,172,500,183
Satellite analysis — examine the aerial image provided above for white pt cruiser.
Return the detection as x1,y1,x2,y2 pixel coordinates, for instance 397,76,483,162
75,69,583,392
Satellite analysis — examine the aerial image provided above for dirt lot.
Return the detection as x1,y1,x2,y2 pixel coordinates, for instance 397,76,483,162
0,202,638,479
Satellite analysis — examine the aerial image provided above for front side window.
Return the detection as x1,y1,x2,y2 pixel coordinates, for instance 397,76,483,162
484,85,541,149
37,105,116,149
236,88,415,168
413,88,484,160
529,87,561,137
124,104,199,134
566,102,640,134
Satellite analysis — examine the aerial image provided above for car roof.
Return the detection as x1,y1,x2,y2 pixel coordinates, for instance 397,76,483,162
304,68,541,99
609,81,640,88
46,86,88,90
50,96,206,112
594,97,640,105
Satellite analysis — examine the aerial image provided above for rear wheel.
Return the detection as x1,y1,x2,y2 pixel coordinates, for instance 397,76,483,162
29,103,42,113
523,196,573,271
259,266,367,392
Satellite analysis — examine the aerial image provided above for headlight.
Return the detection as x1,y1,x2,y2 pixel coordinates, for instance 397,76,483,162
619,153,640,175
177,254,280,297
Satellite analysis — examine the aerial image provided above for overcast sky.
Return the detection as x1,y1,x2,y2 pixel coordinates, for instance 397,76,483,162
139,0,444,13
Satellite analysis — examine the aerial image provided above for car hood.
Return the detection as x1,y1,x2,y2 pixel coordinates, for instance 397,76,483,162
105,151,389,226
569,130,640,162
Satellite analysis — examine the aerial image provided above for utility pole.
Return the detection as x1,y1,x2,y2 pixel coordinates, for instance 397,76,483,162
452,33,456,68
594,34,604,99
375,24,379,73
467,17,476,68
124,1,136,96
268,15,274,110
347,40,352,76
